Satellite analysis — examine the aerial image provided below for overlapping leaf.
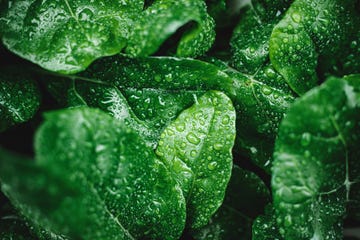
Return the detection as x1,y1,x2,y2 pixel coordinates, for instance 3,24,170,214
1,108,187,240
272,75,360,239
269,0,360,95
193,165,270,239
156,91,236,229
0,0,214,73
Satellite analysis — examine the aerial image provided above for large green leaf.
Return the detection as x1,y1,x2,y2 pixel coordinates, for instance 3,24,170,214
45,56,294,171
0,0,139,73
272,75,360,239
0,0,214,73
0,67,40,132
0,107,187,240
156,91,236,229
193,165,270,240
269,0,360,95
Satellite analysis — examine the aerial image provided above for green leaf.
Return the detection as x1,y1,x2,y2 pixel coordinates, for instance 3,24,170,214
272,75,360,239
0,154,68,240
44,56,295,171
44,56,232,147
192,165,271,239
269,0,360,95
0,67,40,132
0,0,215,73
230,7,277,74
0,0,141,73
251,0,293,21
0,201,37,240
125,0,215,57
156,91,236,229
1,107,186,240
225,64,295,171
252,204,283,240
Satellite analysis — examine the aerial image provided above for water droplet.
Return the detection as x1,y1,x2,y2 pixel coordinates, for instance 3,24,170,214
213,143,223,150
291,12,301,23
190,150,197,157
186,132,200,145
261,86,272,95
176,123,185,132
154,74,161,82
222,115,230,124
207,161,217,170
78,7,94,21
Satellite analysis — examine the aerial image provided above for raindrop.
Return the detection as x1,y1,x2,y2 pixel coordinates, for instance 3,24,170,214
261,86,272,95
207,161,217,170
186,132,201,145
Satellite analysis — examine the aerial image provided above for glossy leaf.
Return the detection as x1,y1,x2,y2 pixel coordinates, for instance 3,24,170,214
0,0,140,73
252,204,283,240
193,165,270,240
126,0,215,57
0,0,214,73
45,56,295,171
251,0,293,21
1,107,186,239
225,64,295,171
272,75,360,239
230,8,278,74
0,67,40,132
269,0,360,95
156,91,236,229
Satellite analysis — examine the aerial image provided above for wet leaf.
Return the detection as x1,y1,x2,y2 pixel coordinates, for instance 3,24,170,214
193,165,270,239
156,91,236,229
45,56,294,171
126,0,215,57
0,107,186,239
269,0,360,95
0,0,214,73
272,75,360,239
252,204,283,240
0,67,40,132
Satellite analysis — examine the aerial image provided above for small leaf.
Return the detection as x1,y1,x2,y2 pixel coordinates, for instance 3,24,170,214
126,0,215,57
272,75,360,239
0,67,40,132
156,91,236,229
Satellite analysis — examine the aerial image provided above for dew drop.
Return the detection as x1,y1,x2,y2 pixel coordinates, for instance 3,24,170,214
176,122,185,132
261,86,272,95
186,132,200,145
213,143,223,150
207,161,217,170
291,12,301,23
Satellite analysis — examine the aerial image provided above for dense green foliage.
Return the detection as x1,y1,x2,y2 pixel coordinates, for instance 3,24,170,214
0,0,359,239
